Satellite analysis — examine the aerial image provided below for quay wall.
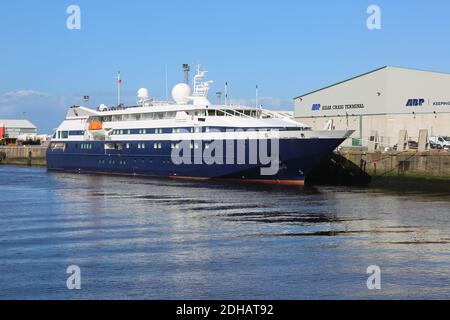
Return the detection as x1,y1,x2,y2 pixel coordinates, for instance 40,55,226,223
0,146,47,167
339,149,450,178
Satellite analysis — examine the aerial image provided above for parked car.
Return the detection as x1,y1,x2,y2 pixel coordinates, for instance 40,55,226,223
429,141,443,149
429,136,450,149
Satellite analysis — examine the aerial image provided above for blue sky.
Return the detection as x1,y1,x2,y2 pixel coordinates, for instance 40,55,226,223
1,0,450,133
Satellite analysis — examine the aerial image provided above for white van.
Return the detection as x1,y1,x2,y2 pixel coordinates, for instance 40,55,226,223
429,136,450,149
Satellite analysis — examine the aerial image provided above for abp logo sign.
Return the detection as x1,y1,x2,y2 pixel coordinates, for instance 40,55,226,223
406,99,425,107
312,104,321,111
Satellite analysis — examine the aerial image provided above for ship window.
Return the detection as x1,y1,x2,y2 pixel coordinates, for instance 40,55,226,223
61,131,69,139
194,143,199,149
69,131,84,136
50,143,66,150
205,143,210,149
194,127,200,133
204,127,210,133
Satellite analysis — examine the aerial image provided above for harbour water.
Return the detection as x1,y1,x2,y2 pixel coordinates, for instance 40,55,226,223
1,165,450,300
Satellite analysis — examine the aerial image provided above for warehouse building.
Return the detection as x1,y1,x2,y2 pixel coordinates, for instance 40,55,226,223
0,119,37,140
294,66,450,148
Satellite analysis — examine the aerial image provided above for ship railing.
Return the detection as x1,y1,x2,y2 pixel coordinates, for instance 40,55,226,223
222,108,255,119
260,109,292,119
210,107,248,119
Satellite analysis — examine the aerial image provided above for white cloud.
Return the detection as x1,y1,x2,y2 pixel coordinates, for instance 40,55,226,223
0,90,67,133
3,90,50,99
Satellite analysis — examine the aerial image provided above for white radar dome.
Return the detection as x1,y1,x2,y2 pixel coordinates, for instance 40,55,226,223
137,88,149,100
172,83,191,105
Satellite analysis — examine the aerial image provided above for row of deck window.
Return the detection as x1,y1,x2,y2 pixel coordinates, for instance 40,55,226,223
55,131,85,139
80,143,93,150
112,127,203,135
98,160,128,165
76,142,210,151
56,126,308,140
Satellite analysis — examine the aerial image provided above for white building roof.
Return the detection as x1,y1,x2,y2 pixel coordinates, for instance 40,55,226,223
294,66,450,118
0,119,37,129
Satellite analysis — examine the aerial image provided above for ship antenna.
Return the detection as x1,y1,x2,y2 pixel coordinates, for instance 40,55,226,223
165,64,168,103
183,64,190,85
117,71,122,106
225,82,228,106
256,84,259,109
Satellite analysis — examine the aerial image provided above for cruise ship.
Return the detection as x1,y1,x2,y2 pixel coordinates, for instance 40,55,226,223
47,66,353,186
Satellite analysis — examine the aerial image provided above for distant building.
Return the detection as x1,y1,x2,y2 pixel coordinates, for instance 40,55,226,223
294,66,450,147
0,119,37,139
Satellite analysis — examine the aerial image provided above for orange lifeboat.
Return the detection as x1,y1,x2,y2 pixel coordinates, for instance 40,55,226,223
89,120,103,131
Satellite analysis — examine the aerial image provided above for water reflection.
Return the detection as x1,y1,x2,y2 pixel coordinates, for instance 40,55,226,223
1,166,450,299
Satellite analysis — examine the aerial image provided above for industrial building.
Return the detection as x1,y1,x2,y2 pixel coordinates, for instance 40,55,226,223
0,119,37,140
294,66,450,148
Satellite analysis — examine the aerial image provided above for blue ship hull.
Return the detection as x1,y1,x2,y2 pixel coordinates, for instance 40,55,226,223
47,138,345,185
